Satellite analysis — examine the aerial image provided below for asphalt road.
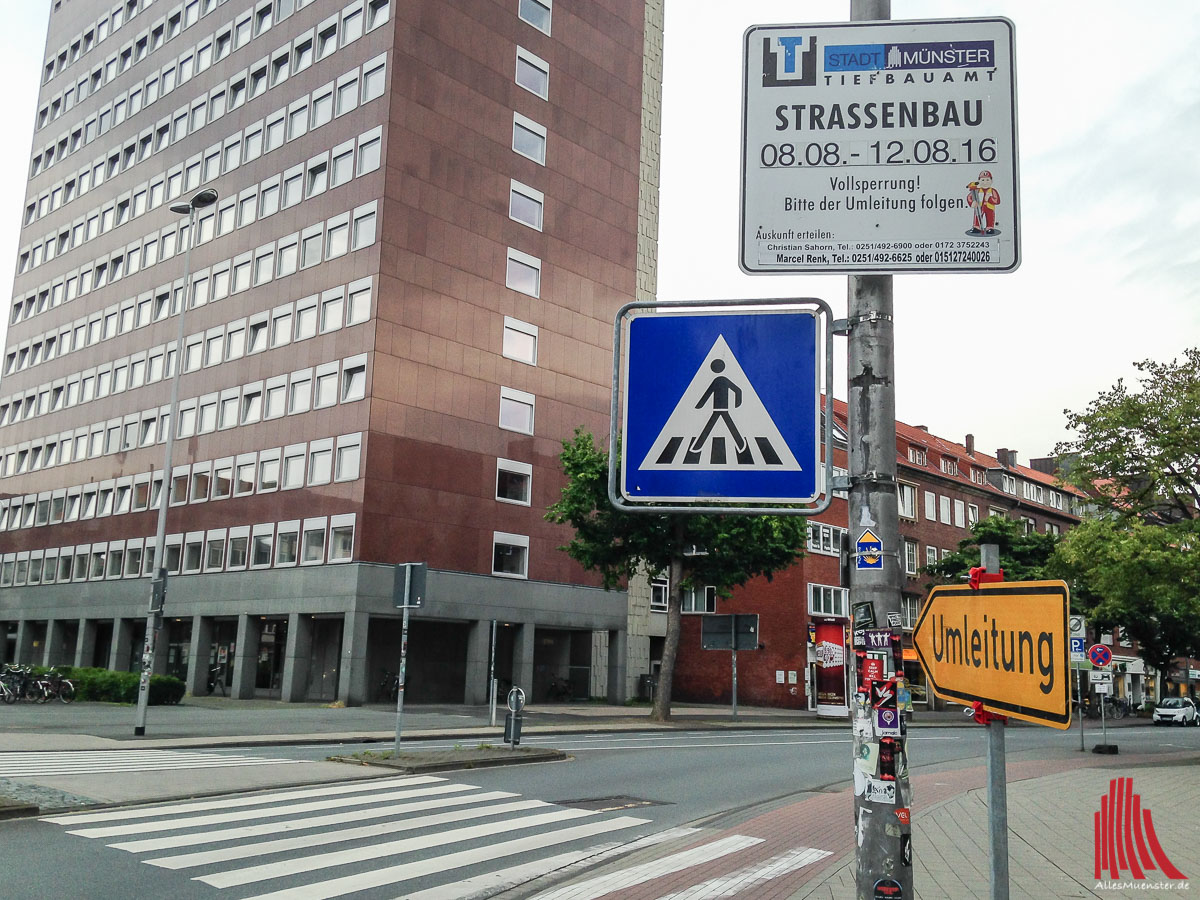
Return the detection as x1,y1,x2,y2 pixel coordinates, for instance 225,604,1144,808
5,722,1196,899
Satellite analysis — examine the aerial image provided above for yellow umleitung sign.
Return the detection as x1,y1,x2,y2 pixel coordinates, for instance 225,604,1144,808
913,580,1071,729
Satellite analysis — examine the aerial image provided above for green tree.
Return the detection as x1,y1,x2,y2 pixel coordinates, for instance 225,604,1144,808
1052,349,1200,692
546,429,809,721
923,515,1060,587
1052,517,1200,690
1055,348,1200,525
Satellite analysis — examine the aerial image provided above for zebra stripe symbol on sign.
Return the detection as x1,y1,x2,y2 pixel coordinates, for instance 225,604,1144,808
640,336,800,471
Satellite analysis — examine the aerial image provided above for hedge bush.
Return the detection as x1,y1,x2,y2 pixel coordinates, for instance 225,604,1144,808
28,666,185,705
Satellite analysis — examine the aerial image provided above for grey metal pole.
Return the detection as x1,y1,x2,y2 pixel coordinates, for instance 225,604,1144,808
134,190,215,736
1078,668,1085,752
980,543,1009,900
394,569,411,751
731,645,738,720
488,619,498,727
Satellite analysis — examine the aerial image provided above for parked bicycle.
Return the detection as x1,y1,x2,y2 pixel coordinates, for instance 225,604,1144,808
1,664,37,703
32,667,75,704
379,669,399,703
1082,695,1128,720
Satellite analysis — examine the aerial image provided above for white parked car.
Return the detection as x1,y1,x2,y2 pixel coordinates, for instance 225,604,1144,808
1152,696,1198,726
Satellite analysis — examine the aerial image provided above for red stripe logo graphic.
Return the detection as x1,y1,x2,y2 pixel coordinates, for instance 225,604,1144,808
1093,777,1186,881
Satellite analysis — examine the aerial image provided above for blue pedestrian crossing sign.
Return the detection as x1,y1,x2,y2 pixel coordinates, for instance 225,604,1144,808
621,309,819,503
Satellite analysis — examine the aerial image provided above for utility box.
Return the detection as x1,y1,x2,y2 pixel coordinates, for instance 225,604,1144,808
504,712,522,746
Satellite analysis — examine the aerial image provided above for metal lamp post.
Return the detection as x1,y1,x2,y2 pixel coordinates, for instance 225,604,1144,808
133,188,218,736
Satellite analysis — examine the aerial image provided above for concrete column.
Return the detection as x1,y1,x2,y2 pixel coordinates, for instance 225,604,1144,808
186,616,214,696
512,622,535,696
110,618,134,671
607,628,628,704
230,614,262,700
0,623,9,665
75,619,98,669
337,611,370,707
43,619,63,667
464,619,490,705
281,613,313,703
15,621,36,666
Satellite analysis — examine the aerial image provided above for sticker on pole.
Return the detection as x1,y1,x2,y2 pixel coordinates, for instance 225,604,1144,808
621,309,820,503
856,529,883,569
740,17,1019,274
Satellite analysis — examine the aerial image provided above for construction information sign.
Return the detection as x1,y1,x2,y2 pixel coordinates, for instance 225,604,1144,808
740,18,1019,274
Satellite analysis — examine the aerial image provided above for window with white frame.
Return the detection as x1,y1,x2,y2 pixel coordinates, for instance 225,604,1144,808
512,112,546,164
519,0,551,33
902,594,921,629
953,499,966,528
329,514,354,562
682,585,716,614
492,531,528,578
897,482,916,519
336,433,361,481
808,521,846,556
509,180,543,230
925,545,938,567
904,540,919,575
941,457,958,475
907,445,926,465
924,490,937,521
808,583,848,618
939,495,951,524
515,47,549,99
650,572,668,611
505,247,540,297
502,317,537,365
968,503,979,526
499,386,534,434
496,458,532,505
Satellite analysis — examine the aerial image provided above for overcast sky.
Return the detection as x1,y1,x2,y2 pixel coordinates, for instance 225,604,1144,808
2,1,1197,464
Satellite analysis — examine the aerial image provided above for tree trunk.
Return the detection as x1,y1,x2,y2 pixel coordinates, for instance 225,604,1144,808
652,550,683,722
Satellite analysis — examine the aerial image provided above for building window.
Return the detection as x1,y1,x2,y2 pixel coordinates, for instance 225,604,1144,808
967,504,979,526
515,47,549,99
941,457,958,475
650,573,669,611
908,445,926,465
953,499,966,528
502,317,538,365
808,522,846,556
939,495,951,524
924,490,937,521
342,361,366,402
512,112,546,164
925,545,938,567
329,520,354,561
492,532,529,578
902,595,921,630
809,583,848,618
682,585,717,614
499,387,534,434
506,248,541,297
904,540,919,575
509,180,544,230
518,0,551,34
897,483,916,519
496,458,532,505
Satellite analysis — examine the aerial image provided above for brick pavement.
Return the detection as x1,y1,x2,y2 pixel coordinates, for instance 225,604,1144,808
517,749,1199,900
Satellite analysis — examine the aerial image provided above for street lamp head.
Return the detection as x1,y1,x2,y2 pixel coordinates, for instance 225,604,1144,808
170,188,219,215
191,188,219,209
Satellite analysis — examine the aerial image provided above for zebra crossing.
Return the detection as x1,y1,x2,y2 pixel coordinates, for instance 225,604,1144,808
37,773,833,899
0,748,303,778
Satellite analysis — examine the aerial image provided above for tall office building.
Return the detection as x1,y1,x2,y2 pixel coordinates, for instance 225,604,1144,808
0,0,664,704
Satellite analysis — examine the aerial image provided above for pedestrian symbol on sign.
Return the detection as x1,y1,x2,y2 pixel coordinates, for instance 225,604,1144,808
639,336,800,471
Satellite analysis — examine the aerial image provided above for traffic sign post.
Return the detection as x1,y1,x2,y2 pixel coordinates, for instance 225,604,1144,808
702,614,760,720
1087,644,1117,754
913,580,1071,728
740,18,1019,274
609,299,836,516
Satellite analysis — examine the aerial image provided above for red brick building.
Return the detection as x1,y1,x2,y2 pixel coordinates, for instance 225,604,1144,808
670,400,1088,712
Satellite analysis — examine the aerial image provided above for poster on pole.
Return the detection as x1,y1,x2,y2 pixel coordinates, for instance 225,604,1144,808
741,18,1019,274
